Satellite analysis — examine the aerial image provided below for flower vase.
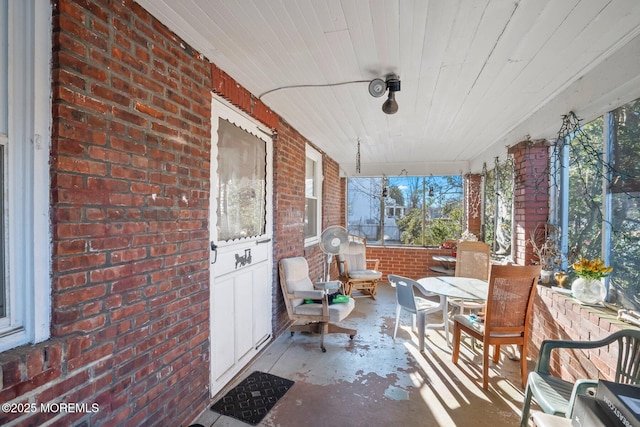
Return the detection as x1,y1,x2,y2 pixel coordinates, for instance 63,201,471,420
571,277,606,304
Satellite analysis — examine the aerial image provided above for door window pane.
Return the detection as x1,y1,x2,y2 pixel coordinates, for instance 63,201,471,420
216,119,267,241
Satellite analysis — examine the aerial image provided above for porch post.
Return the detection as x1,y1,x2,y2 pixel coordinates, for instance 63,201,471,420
508,139,551,266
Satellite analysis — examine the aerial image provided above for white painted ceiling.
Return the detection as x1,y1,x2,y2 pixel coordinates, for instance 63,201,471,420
137,0,640,177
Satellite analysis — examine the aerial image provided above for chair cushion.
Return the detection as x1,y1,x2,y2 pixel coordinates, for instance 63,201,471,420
339,242,367,271
280,257,316,307
453,313,484,332
348,269,382,280
453,314,524,337
293,297,356,323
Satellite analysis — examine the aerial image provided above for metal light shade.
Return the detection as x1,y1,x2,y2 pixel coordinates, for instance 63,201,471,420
382,91,398,114
382,74,401,114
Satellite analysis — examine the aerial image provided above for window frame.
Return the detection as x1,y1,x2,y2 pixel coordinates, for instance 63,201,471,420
304,145,322,247
0,0,52,352
553,104,640,310
346,175,464,247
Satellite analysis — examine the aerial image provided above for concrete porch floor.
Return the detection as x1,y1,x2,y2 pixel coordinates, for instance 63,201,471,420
192,282,538,427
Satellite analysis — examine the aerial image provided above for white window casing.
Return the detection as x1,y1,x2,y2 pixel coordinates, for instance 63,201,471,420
304,145,322,246
0,0,52,352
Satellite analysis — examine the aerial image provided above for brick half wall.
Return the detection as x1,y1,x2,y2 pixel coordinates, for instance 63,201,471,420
360,245,456,282
530,286,637,383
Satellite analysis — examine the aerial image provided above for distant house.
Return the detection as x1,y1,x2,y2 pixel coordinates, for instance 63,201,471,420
347,178,407,242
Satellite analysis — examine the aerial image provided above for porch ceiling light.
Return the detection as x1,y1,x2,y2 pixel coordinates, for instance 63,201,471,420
369,74,401,115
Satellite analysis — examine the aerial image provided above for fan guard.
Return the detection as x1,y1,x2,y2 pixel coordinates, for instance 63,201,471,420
319,226,349,255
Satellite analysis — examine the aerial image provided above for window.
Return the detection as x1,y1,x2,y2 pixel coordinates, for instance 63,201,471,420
557,100,640,310
347,175,463,246
566,117,604,261
609,100,640,310
483,158,514,257
305,146,322,245
0,0,51,352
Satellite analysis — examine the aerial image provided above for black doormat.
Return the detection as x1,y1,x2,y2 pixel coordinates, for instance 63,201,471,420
210,371,294,425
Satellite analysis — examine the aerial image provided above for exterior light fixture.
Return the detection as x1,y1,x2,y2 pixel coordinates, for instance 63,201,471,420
369,74,401,115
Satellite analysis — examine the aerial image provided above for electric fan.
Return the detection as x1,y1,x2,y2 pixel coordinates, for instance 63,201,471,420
318,225,349,282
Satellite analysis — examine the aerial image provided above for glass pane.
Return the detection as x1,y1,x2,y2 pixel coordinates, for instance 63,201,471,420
609,99,640,310
305,157,315,197
347,175,462,246
567,117,604,261
484,159,513,258
483,168,495,244
304,198,317,238
417,176,463,246
347,177,383,242
216,119,267,241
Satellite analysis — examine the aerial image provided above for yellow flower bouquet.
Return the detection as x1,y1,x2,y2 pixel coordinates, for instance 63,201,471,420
571,257,613,280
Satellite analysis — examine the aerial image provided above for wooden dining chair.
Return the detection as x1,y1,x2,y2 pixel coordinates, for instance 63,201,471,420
448,241,491,314
452,264,542,389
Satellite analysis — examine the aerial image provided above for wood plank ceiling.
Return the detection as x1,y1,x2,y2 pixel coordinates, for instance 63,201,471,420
137,0,640,176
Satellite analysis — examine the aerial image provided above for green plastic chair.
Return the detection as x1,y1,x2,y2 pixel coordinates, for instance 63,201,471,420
520,329,640,427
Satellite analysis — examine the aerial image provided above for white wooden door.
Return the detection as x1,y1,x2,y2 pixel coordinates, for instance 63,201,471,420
209,95,273,397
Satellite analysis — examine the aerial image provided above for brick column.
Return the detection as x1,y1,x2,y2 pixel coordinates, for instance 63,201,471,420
464,173,482,237
508,139,551,265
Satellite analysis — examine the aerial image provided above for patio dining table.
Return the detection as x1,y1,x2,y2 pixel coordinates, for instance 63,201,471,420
414,276,489,351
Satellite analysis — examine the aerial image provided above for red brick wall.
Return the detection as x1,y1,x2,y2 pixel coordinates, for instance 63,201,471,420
271,120,308,334
1,1,212,425
211,64,279,129
366,246,455,281
509,139,550,266
530,287,629,383
272,120,306,261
